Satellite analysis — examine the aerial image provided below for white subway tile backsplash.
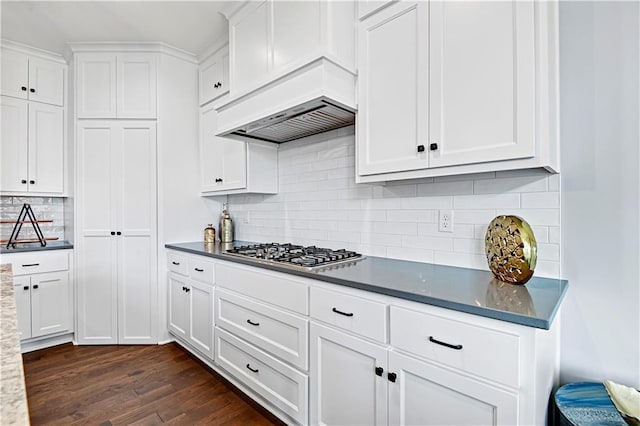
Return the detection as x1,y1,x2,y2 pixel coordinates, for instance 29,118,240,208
417,180,474,196
386,210,436,223
402,235,454,251
229,134,561,278
387,246,434,263
522,192,560,208
474,175,548,194
401,196,453,210
454,194,520,209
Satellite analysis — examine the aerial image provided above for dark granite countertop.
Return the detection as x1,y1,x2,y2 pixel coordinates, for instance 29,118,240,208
1,240,73,254
165,241,568,330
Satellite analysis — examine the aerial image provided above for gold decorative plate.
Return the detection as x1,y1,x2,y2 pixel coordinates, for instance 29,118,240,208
485,215,537,285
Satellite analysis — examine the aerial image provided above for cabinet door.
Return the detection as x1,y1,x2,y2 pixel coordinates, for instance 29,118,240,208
199,105,225,192
76,53,117,118
76,121,118,344
199,49,229,106
116,121,157,344
1,49,28,100
31,271,71,338
272,0,321,70
116,53,157,119
189,281,214,359
357,1,429,176
13,276,32,340
200,106,247,193
220,138,247,191
28,102,64,194
429,1,535,168
0,97,28,192
310,323,388,426
388,351,518,426
168,274,189,339
28,57,65,106
230,0,270,93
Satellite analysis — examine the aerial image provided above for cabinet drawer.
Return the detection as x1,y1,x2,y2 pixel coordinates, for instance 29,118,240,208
310,286,388,343
6,250,69,276
167,252,188,276
390,306,520,388
215,327,308,424
188,256,215,284
216,289,309,371
216,262,308,315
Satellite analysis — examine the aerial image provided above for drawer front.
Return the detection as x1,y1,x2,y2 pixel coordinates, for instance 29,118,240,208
188,256,215,284
216,262,308,315
167,252,188,276
5,250,69,275
390,306,520,388
310,286,388,343
215,327,308,424
216,289,309,370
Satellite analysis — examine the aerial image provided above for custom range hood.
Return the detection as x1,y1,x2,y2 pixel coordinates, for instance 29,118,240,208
216,57,356,144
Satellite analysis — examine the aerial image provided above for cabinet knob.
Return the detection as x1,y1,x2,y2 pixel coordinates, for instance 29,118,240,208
29,180,35,184
375,366,384,376
21,179,27,184
417,145,425,153
33,284,39,290
21,86,27,91
30,88,35,93
116,231,122,236
430,143,438,151
111,231,116,235
387,372,397,382
182,286,187,291
23,286,29,291
185,287,190,293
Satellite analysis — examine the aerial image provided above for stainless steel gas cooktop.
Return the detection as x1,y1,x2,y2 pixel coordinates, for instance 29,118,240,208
222,242,364,271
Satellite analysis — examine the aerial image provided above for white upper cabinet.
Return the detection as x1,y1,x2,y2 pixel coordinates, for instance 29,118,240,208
224,0,355,95
1,48,65,106
1,97,64,194
199,103,277,196
199,45,229,106
76,52,157,119
357,1,559,183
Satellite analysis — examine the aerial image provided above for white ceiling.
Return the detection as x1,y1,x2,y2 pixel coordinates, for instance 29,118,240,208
0,1,231,57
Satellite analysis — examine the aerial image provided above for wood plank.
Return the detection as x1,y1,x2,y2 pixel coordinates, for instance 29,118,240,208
23,343,286,425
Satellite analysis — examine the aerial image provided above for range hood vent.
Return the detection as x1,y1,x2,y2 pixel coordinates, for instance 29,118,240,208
215,57,357,144
230,99,354,144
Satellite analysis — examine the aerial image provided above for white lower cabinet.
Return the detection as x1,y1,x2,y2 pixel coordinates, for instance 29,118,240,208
388,351,518,426
310,322,388,426
168,272,214,359
215,326,308,424
5,250,73,344
166,252,558,426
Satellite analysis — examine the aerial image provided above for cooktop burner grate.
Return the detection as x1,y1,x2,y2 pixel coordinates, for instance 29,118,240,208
222,243,364,270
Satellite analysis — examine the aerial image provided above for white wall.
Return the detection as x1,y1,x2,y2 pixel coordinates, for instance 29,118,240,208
559,2,640,388
157,52,222,342
229,126,562,279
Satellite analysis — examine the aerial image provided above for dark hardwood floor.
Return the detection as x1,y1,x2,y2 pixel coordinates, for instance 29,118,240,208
22,343,287,425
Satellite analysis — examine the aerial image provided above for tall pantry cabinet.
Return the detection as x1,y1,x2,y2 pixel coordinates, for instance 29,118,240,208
72,46,158,344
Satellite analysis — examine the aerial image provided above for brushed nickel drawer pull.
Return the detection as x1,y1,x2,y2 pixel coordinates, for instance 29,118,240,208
332,307,354,317
428,336,463,350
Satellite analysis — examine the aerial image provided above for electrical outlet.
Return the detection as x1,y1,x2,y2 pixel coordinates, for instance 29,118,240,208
439,210,454,233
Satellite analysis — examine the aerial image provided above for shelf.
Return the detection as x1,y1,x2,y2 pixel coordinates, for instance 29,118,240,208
0,237,59,244
0,219,53,224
